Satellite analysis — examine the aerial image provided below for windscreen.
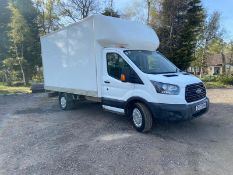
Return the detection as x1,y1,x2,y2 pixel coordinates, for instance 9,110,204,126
124,50,178,74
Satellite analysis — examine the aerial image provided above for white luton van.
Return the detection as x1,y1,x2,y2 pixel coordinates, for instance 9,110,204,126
41,15,209,132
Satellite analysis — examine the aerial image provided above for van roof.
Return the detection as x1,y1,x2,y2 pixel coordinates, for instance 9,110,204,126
41,15,160,51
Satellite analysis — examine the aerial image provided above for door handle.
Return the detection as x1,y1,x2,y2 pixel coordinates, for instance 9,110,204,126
104,80,110,84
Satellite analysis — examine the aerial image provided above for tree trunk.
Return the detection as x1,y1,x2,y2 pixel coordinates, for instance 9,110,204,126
18,59,26,86
200,41,208,77
200,54,204,78
110,0,113,16
20,44,26,86
199,67,203,78
4,71,8,84
221,52,226,74
147,0,151,25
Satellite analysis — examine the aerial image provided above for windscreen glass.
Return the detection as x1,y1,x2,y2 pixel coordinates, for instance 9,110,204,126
124,50,177,74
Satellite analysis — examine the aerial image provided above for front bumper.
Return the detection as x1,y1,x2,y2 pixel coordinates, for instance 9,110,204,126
148,97,209,121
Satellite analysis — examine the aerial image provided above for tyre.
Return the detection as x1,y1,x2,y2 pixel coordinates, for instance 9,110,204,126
131,102,153,132
59,93,75,110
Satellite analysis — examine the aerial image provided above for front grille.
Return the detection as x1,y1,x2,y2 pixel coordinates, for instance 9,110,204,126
185,83,206,103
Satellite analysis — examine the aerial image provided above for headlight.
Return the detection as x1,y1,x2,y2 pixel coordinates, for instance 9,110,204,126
150,81,180,95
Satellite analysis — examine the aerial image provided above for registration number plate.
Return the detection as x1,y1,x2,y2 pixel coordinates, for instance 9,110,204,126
196,102,207,112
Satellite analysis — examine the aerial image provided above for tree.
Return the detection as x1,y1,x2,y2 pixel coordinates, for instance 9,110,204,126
35,0,61,34
156,0,205,70
123,0,158,24
59,0,99,22
8,3,30,85
102,7,120,18
229,41,233,65
11,0,42,83
196,11,221,75
102,0,119,18
123,0,148,23
1,57,20,85
0,0,11,62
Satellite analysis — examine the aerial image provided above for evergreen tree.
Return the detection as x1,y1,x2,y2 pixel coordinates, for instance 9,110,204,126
156,0,204,70
0,0,11,62
102,7,120,18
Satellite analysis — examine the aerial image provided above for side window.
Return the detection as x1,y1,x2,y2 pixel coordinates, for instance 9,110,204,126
106,53,130,80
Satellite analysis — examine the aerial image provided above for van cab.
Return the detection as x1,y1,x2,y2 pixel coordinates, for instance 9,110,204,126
101,48,209,132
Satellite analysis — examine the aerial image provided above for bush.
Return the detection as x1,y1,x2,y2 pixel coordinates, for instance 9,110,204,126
201,75,218,82
32,68,44,83
204,82,227,89
12,82,26,87
218,74,233,85
200,74,233,88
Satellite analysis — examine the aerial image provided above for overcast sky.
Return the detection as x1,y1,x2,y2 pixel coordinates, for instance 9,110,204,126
113,0,233,42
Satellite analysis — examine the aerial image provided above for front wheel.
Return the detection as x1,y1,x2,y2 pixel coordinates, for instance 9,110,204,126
131,103,153,133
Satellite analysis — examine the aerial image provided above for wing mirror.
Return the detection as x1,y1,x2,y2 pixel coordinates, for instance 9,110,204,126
121,69,142,84
120,73,126,82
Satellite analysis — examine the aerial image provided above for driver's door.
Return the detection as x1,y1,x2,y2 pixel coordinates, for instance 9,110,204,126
102,50,134,107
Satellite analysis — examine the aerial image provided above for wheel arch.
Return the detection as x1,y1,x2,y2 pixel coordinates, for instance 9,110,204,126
125,96,153,117
58,92,78,100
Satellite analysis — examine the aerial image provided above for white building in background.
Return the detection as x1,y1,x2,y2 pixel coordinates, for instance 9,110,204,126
189,53,233,75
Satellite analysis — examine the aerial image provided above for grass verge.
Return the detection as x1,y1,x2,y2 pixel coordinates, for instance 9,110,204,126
0,84,31,94
204,82,231,89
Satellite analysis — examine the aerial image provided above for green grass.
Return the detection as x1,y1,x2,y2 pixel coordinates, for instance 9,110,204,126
204,81,231,89
0,83,31,94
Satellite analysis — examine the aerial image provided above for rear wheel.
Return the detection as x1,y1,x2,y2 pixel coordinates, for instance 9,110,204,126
59,93,75,110
131,102,153,132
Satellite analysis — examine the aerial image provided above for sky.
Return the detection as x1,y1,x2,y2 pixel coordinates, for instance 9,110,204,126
114,0,233,42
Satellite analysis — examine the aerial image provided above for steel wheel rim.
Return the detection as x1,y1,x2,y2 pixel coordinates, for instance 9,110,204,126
132,108,143,127
60,97,67,108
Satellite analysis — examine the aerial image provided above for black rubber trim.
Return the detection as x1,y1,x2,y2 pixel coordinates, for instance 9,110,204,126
126,96,149,104
102,96,149,109
102,98,126,108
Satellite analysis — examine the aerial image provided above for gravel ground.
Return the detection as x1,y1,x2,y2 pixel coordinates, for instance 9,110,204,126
0,89,233,175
